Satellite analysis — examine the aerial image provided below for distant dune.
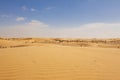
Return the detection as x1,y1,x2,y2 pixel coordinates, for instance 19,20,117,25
0,38,120,49
0,38,120,80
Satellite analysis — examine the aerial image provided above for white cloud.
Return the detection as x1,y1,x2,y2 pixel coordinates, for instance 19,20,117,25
22,6,37,12
0,20,48,37
16,17,25,22
0,22,120,38
27,20,48,27
53,23,120,38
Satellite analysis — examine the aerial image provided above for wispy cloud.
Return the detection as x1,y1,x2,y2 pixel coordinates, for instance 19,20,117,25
27,20,48,27
22,6,37,12
53,23,120,38
16,17,25,22
0,22,120,38
30,8,36,12
46,7,55,10
0,20,48,37
22,6,28,11
0,15,11,18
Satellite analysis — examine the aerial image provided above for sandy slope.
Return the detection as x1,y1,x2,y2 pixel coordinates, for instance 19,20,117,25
0,44,120,80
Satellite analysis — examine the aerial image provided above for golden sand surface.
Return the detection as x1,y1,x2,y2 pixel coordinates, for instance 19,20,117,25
0,38,120,80
0,44,120,80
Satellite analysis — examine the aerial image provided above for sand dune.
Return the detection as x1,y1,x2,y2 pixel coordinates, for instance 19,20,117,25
0,38,120,80
0,38,120,49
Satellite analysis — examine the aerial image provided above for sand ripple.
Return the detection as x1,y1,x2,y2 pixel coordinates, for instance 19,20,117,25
0,46,120,80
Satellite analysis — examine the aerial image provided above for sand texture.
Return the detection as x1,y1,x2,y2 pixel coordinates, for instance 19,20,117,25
0,38,120,80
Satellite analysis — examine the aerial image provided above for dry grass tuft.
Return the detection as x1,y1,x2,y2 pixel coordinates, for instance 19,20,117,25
0,38,120,49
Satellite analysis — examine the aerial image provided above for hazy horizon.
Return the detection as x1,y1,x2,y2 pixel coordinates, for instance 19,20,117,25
0,0,120,38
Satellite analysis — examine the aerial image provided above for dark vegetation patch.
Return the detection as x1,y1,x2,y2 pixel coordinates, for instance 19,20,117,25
0,38,120,49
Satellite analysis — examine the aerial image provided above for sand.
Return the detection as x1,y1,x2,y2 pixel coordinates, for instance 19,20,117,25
0,38,120,49
0,43,120,80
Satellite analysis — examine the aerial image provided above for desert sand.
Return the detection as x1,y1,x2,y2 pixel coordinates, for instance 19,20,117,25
0,38,120,80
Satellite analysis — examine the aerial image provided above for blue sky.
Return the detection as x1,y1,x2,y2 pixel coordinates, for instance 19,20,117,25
0,0,120,38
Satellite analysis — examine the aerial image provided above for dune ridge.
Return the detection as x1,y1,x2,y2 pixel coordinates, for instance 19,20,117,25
0,38,120,49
